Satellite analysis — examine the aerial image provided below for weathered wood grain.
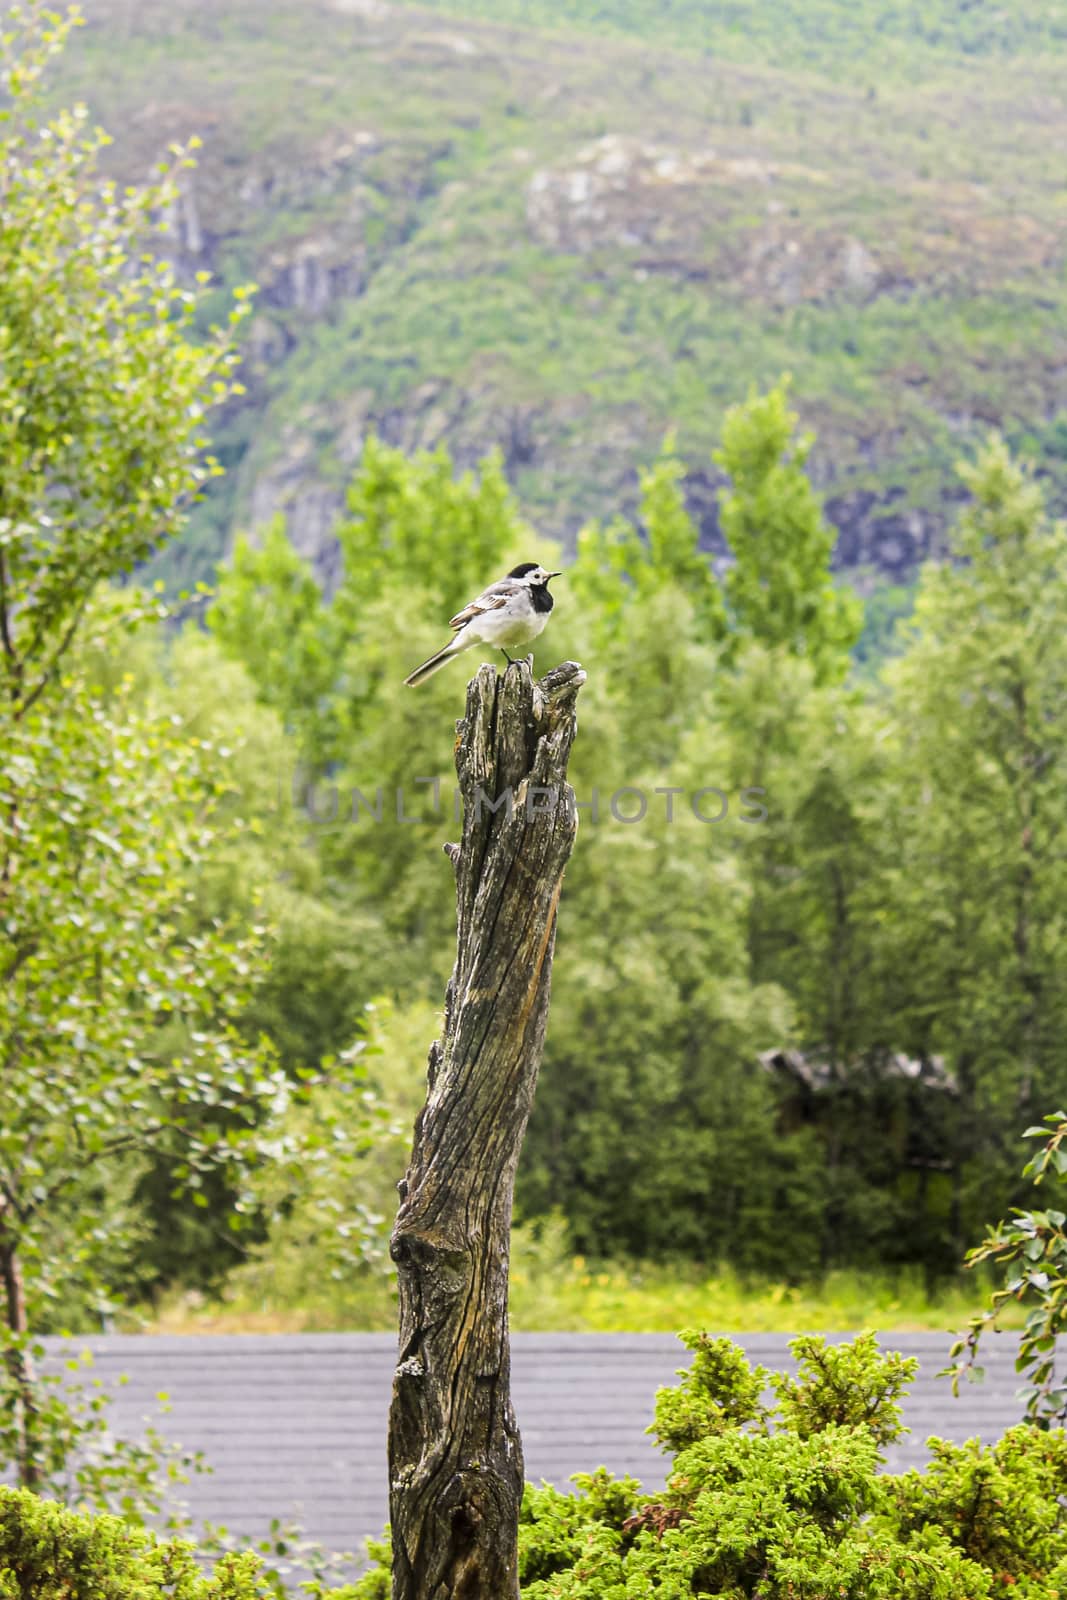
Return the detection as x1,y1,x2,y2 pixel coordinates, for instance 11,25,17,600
388,658,585,1600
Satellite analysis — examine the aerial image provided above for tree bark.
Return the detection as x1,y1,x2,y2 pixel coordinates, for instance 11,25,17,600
388,658,584,1600
0,1211,40,1490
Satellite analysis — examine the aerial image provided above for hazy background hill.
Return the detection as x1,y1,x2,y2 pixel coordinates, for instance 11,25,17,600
60,0,1067,591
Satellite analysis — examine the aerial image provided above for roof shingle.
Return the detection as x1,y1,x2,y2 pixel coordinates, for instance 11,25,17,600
40,1331,1026,1574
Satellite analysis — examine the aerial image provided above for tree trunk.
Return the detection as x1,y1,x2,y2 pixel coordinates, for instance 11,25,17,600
388,659,584,1600
0,1215,40,1490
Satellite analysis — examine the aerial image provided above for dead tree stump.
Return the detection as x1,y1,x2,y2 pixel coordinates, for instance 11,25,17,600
388,658,585,1600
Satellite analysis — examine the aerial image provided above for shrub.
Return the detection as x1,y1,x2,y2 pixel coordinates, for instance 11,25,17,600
517,1333,993,1600
351,1331,1067,1598
23,1335,1066,1598
0,1488,356,1600
882,1426,1067,1585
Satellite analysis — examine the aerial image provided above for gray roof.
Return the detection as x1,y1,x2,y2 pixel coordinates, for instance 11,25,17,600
42,1331,1027,1574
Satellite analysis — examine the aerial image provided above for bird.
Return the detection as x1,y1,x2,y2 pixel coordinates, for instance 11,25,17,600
404,563,562,687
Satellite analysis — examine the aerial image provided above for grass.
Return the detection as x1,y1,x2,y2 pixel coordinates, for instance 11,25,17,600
506,1259,1020,1336
139,1239,1022,1338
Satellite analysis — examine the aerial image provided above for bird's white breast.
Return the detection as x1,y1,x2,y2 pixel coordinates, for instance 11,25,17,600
466,600,548,648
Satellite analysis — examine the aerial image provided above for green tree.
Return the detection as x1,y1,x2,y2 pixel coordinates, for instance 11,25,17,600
211,436,558,1006
569,441,727,658
0,6,247,718
715,382,863,683
210,437,529,768
205,517,341,770
563,442,726,765
547,397,898,1272
520,433,811,1268
0,2,293,1513
704,644,945,1272
882,438,1067,1250
91,625,388,1300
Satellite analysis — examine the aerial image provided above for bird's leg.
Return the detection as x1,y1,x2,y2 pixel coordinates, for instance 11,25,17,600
501,648,515,665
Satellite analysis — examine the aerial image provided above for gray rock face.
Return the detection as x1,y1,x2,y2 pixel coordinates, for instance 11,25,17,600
526,135,895,308
527,134,784,259
246,435,346,592
326,0,392,15
827,493,938,577
263,238,366,314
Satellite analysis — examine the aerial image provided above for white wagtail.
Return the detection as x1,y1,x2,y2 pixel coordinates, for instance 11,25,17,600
404,563,562,687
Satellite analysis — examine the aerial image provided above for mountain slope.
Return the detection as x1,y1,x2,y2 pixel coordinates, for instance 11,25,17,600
59,0,1067,586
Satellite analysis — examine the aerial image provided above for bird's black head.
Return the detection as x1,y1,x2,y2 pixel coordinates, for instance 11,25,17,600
507,562,562,585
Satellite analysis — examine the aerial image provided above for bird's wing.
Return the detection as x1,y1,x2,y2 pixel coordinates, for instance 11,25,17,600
448,579,519,631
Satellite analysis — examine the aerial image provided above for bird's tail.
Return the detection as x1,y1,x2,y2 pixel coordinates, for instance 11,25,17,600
404,637,465,687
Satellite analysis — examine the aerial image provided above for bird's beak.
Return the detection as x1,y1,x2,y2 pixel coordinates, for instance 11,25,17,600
547,571,563,579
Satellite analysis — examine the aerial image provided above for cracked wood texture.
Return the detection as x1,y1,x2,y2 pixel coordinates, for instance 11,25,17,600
388,659,584,1600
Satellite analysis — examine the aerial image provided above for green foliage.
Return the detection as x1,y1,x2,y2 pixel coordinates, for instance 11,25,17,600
770,1333,915,1451
948,1113,1067,1426
387,0,1065,79
527,385,861,686
882,440,1067,1240
0,1484,356,1600
225,999,428,1320
570,444,726,657
884,1427,1067,1588
0,5,247,702
519,1472,641,1591
208,518,340,767
515,1333,1065,1598
1,628,280,1304
211,437,527,767
715,383,863,684
650,1330,914,1461
355,1332,1066,1599
132,625,382,1088
0,5,278,1510
0,19,381,1573
852,578,917,673
334,438,521,623
207,402,1067,1288
650,1333,770,1453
